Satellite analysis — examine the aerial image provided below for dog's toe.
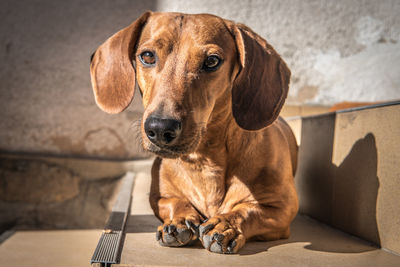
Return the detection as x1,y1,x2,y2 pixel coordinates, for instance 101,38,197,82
157,218,200,247
199,216,245,254
175,227,192,243
201,234,213,250
210,241,224,253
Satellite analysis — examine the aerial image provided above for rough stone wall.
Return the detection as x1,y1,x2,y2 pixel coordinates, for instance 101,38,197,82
0,157,122,233
0,0,399,158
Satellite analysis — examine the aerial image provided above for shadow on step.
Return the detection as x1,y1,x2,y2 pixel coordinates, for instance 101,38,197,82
125,214,161,233
239,215,379,256
294,113,380,253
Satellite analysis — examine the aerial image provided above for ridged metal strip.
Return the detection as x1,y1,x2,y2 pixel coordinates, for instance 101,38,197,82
90,172,135,266
91,230,122,265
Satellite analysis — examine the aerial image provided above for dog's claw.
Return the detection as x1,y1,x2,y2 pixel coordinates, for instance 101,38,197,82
156,230,161,241
199,223,214,238
168,224,176,234
163,225,169,233
185,220,193,229
227,240,237,253
185,220,199,237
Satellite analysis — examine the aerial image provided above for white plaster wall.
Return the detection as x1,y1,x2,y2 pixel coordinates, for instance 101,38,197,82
156,0,400,105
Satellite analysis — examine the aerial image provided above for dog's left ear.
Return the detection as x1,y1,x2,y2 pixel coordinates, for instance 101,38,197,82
90,11,151,114
227,22,291,130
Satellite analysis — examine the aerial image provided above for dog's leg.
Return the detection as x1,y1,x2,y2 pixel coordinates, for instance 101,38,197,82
150,158,203,247
199,203,293,254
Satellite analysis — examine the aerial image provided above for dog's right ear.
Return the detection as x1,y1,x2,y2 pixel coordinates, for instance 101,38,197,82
90,11,151,114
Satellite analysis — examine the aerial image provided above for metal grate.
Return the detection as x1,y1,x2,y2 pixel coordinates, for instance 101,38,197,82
90,172,135,266
91,230,123,266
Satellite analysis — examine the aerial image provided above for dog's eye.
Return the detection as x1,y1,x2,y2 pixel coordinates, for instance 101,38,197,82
139,51,156,66
203,55,222,71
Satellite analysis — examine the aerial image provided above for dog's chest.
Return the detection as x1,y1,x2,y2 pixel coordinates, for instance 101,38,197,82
177,156,226,217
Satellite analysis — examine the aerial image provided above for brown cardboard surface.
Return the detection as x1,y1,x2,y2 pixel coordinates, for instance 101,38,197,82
295,103,400,254
285,117,302,146
0,230,101,267
295,114,337,223
334,105,400,254
281,105,330,118
119,215,400,267
117,171,400,266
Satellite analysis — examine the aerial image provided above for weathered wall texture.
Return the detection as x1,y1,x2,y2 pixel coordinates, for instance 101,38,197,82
0,153,152,233
157,0,400,105
0,0,155,158
0,0,399,158
0,156,122,232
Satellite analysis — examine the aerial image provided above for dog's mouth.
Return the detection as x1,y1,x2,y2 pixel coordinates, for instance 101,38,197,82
142,128,204,158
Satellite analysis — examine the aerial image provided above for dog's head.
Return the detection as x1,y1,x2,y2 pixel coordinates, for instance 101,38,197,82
90,12,290,158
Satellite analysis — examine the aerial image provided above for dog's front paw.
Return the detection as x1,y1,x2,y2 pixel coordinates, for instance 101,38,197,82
199,216,245,254
156,216,200,247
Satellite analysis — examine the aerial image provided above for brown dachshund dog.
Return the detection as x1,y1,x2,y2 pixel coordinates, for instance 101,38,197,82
90,11,298,254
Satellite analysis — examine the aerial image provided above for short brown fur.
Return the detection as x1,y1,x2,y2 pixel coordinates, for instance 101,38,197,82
90,11,299,254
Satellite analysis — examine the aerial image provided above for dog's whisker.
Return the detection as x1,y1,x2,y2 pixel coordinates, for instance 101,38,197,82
128,119,142,131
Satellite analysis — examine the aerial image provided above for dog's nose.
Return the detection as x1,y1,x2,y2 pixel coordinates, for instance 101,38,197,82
144,117,182,146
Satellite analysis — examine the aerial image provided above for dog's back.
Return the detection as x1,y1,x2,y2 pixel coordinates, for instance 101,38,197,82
277,117,298,176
